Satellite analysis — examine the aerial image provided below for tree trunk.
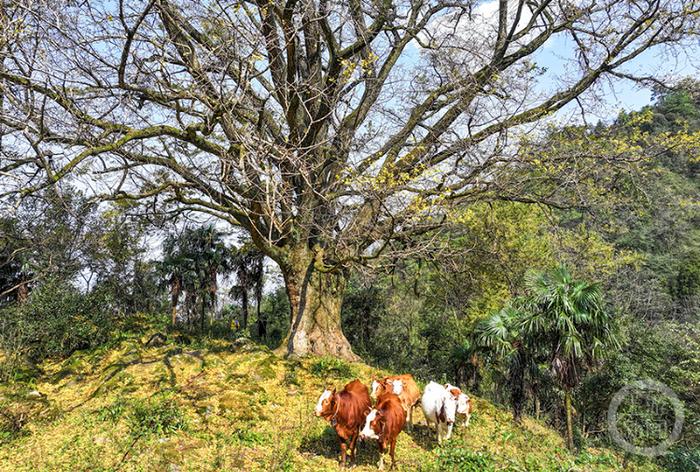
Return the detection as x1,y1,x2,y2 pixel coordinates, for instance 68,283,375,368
185,291,194,328
277,248,359,361
510,349,526,423
511,367,525,423
201,294,206,333
470,354,482,393
241,290,249,330
564,388,574,450
256,295,266,339
170,278,181,326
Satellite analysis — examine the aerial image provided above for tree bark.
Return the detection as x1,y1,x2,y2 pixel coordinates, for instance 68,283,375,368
256,295,266,339
200,294,206,333
277,248,359,361
240,289,249,330
510,348,526,423
170,278,181,327
564,388,575,450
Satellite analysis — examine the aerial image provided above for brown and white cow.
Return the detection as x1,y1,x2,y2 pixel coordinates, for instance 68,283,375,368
371,374,421,429
315,379,371,467
446,383,473,427
360,391,406,470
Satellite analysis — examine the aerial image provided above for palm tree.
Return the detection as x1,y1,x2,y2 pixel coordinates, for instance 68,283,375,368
192,226,231,331
160,236,185,326
160,225,232,330
229,243,264,331
477,306,535,423
521,265,619,450
450,338,484,393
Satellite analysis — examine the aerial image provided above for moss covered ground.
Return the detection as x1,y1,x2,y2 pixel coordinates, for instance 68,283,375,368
0,329,660,471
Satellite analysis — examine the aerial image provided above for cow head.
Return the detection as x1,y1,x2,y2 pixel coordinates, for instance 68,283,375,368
390,379,404,395
359,408,383,440
371,377,397,399
456,393,470,414
314,387,336,418
370,379,382,399
445,384,469,414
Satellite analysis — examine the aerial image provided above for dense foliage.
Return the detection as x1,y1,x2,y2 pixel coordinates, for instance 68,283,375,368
0,189,164,379
0,82,698,466
341,83,700,458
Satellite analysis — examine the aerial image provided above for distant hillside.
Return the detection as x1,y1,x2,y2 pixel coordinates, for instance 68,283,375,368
0,329,660,471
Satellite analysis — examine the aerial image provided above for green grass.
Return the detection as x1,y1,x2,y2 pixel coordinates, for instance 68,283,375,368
0,331,661,471
309,356,356,379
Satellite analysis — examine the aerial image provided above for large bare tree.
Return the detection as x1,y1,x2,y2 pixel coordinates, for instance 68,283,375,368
1,0,698,360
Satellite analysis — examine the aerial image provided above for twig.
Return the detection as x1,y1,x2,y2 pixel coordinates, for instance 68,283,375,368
114,433,142,471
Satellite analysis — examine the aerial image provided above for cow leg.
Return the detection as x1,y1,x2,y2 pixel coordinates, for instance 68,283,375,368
340,441,347,467
389,437,397,470
465,413,471,427
377,441,386,470
437,423,443,445
348,432,358,465
445,422,454,441
425,418,431,429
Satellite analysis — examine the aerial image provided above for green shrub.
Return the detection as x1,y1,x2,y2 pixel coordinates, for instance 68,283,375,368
575,449,616,467
432,447,496,472
127,395,187,438
231,429,268,446
309,357,354,379
282,370,300,386
662,447,700,472
0,279,112,379
0,404,27,443
96,398,129,423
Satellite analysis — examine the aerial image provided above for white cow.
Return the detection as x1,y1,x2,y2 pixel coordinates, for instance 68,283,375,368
446,383,473,427
421,381,459,444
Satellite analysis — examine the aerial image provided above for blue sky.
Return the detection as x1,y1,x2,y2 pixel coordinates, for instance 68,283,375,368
534,33,700,122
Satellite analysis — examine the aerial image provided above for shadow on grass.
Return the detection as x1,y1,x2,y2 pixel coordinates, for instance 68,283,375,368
404,422,438,451
64,346,208,412
298,426,384,467
298,426,338,461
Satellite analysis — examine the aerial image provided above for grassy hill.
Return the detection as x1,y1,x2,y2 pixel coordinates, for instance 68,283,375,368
0,327,660,471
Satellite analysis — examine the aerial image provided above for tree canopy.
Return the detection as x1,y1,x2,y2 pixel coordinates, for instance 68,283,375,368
2,0,699,358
